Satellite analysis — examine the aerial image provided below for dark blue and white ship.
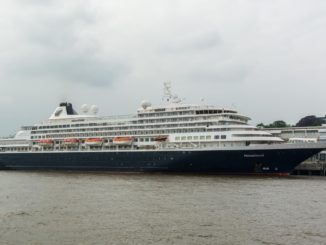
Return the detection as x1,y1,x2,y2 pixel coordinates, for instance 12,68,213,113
1,83,325,174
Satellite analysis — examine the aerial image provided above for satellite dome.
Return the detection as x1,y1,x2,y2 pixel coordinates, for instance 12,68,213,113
90,105,99,114
81,104,90,113
141,100,152,109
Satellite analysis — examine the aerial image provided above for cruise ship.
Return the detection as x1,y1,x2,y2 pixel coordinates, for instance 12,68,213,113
1,83,325,174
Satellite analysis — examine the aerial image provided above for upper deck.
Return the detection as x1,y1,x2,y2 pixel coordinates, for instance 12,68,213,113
0,83,283,153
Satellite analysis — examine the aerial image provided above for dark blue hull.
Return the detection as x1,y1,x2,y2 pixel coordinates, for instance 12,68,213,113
0,145,324,174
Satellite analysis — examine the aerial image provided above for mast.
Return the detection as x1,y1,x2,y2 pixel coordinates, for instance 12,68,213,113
162,82,182,104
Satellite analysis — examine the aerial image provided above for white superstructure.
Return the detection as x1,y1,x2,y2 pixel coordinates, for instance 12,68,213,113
319,126,326,141
0,83,283,152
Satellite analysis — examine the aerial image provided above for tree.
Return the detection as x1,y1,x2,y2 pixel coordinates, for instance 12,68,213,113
270,120,288,128
256,121,289,128
296,115,322,127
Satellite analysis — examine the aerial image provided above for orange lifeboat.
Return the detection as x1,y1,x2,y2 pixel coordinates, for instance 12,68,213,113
38,139,54,147
154,135,168,142
63,138,79,146
113,137,134,145
85,138,103,146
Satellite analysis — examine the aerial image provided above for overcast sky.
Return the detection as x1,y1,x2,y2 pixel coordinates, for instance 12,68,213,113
0,0,325,135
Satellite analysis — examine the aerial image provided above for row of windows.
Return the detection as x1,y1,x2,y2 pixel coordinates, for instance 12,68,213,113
32,122,221,134
38,114,192,129
33,114,246,131
175,135,227,141
0,147,29,152
138,110,193,117
31,125,259,139
232,134,271,137
138,115,246,124
139,108,238,118
196,110,235,115
32,121,252,136
38,124,70,129
31,126,247,139
31,128,205,139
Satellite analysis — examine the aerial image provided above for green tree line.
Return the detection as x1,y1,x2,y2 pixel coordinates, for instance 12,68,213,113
257,115,325,128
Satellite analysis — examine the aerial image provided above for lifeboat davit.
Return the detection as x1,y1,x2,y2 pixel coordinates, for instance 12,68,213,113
63,138,79,146
154,135,168,142
113,137,134,145
38,139,54,147
85,138,103,146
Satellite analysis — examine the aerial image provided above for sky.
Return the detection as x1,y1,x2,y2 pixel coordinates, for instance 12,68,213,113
0,0,325,136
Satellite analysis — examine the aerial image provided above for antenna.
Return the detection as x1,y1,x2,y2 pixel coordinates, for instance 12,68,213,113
162,82,182,104
164,82,172,98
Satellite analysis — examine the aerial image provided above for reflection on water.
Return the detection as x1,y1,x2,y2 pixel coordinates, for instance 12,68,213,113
1,172,326,245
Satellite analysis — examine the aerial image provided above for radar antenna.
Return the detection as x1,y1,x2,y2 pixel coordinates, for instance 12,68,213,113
163,82,182,104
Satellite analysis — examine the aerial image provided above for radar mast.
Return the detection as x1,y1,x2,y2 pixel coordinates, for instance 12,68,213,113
162,82,182,104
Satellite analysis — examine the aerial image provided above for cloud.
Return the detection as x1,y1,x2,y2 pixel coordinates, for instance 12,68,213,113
1,0,129,87
190,63,249,83
7,48,129,87
159,29,222,53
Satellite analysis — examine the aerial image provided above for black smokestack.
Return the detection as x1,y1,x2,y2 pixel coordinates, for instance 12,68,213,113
59,102,75,115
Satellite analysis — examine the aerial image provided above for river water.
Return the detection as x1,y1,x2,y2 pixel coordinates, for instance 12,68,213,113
0,172,326,245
